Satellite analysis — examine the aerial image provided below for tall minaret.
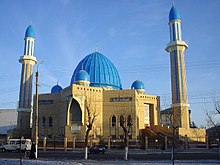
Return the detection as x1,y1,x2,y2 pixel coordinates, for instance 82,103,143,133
17,25,37,133
165,5,190,129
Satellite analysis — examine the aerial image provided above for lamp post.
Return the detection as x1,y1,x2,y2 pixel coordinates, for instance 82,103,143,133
35,61,43,159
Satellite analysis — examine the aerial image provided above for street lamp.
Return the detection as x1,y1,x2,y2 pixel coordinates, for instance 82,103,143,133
35,60,43,159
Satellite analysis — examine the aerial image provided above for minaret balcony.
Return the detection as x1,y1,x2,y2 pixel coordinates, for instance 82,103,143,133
165,40,188,52
19,55,37,64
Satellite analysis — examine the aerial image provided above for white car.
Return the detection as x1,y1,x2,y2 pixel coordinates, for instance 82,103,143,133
0,139,32,152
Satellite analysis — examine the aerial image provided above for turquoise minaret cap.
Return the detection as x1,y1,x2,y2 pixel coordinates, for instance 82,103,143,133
169,5,180,21
25,25,35,38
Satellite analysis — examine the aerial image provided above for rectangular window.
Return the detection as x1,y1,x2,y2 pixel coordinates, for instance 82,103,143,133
144,104,150,126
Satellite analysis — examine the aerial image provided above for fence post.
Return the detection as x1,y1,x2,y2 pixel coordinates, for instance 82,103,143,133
72,137,76,151
165,136,168,150
43,136,47,151
184,135,188,150
64,136,67,152
108,136,111,150
145,136,148,150
53,136,56,150
206,135,209,149
219,145,220,160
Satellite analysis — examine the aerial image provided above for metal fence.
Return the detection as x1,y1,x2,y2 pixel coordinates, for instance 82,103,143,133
37,136,220,150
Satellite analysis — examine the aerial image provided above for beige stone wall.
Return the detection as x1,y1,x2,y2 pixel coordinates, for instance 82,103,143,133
135,92,160,128
65,84,103,141
103,89,136,139
152,125,206,142
35,85,159,142
178,127,206,142
103,89,160,141
33,93,62,140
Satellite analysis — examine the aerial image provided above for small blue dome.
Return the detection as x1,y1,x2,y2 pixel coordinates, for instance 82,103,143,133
131,80,145,90
51,84,62,93
75,70,90,82
169,5,180,21
25,25,35,38
71,52,122,90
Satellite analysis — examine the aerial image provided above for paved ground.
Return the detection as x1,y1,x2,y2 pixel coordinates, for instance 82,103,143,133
0,148,220,164
0,149,219,161
0,159,220,165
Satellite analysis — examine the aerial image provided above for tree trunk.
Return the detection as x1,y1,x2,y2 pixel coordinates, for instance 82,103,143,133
85,132,89,148
124,146,128,160
84,129,90,160
124,130,129,160
85,147,88,160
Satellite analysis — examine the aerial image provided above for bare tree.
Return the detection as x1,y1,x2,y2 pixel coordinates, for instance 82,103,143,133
206,96,220,137
164,108,180,165
119,115,133,160
84,103,99,160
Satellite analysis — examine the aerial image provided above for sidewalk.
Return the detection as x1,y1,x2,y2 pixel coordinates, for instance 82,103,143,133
0,158,220,165
39,147,219,154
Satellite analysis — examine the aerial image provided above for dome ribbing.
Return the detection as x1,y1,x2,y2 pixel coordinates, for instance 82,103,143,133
71,52,122,90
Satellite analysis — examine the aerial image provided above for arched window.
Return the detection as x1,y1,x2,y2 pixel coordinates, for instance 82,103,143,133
49,116,53,127
111,116,116,127
127,115,132,127
119,115,124,127
42,117,46,127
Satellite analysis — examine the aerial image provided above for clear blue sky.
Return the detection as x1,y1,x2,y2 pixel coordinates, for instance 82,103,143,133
0,0,220,127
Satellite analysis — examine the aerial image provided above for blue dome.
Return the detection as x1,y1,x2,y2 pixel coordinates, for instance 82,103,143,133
75,70,90,82
131,80,145,90
51,84,62,93
169,5,180,21
71,52,122,90
25,25,35,38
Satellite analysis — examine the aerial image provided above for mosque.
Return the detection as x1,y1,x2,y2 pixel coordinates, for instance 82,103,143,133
15,5,206,144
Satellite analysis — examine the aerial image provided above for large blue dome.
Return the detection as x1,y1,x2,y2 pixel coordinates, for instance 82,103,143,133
25,25,35,38
71,52,122,90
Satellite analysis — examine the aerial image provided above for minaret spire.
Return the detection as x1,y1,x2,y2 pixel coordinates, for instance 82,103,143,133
166,5,190,128
17,25,37,136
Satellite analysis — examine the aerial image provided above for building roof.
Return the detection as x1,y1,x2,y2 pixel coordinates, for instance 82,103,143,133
25,25,35,38
169,5,180,21
71,52,122,90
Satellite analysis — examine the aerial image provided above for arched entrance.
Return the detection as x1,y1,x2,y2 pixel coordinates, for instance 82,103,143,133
70,99,82,125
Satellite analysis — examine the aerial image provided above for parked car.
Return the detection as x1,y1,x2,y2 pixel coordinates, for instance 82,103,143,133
89,145,105,154
0,139,31,152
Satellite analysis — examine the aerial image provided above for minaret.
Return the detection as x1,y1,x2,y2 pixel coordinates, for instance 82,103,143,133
17,25,37,133
165,5,190,129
